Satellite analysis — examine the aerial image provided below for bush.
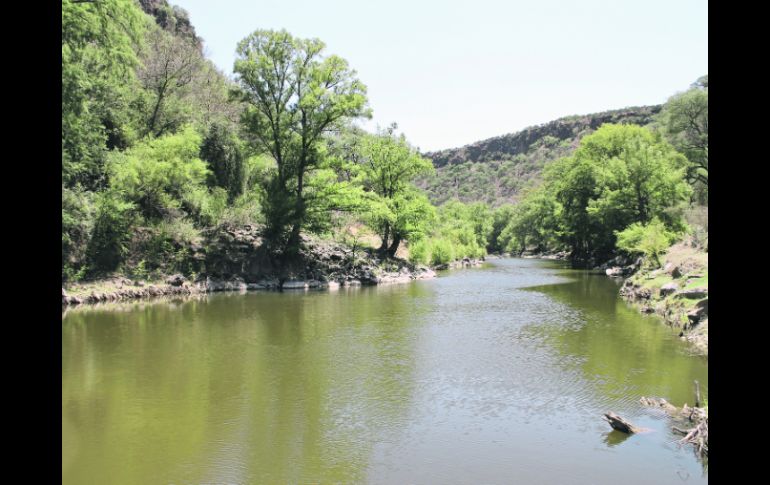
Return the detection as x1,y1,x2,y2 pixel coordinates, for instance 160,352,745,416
615,218,679,267
108,126,209,221
430,239,454,265
182,186,228,226
86,191,137,273
408,239,430,265
62,186,96,281
217,191,263,229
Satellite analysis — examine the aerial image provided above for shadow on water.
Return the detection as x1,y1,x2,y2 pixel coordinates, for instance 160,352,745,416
603,429,633,447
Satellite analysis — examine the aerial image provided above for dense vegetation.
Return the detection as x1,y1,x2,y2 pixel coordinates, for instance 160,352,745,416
62,1,486,282
62,0,707,283
418,107,661,205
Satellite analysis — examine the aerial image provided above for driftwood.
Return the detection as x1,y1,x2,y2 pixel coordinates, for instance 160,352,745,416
640,396,678,414
603,412,640,434
673,416,708,457
694,380,701,408
643,382,708,460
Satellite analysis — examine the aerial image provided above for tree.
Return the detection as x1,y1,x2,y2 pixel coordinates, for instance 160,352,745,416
547,124,690,262
233,29,370,253
657,77,708,200
108,126,209,222
62,0,146,189
137,25,204,137
357,128,435,255
200,123,245,203
499,187,560,255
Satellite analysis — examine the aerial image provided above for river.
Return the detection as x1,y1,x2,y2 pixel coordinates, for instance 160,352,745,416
62,257,708,484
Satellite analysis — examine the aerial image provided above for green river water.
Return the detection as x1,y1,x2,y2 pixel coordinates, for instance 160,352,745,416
62,257,708,484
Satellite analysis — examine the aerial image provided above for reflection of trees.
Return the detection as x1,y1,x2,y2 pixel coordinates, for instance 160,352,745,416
525,271,708,407
62,283,431,484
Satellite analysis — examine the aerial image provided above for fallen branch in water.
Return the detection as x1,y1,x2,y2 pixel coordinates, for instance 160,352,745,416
603,412,640,434
675,419,708,457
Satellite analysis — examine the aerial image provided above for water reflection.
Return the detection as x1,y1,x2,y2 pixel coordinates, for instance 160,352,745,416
63,259,708,484
63,285,430,484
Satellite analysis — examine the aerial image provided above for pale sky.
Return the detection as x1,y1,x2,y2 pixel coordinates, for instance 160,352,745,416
173,0,707,152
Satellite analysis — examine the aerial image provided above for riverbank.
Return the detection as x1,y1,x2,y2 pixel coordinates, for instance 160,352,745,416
617,242,708,355
62,229,445,306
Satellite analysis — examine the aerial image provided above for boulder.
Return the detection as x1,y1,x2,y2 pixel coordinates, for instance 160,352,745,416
282,280,308,290
677,288,708,299
659,282,679,297
687,299,708,324
605,267,627,277
165,274,186,287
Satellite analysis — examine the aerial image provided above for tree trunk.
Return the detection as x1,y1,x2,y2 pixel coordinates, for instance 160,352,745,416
287,171,305,255
387,233,401,257
379,223,390,253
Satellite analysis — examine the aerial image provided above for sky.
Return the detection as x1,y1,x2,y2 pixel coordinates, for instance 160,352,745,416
172,0,708,152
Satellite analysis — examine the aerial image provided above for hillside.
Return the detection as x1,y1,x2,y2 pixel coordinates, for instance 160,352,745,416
418,105,662,205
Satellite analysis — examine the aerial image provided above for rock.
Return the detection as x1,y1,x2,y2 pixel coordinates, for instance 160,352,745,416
636,288,652,300
258,279,279,289
687,299,708,324
605,267,628,277
165,274,186,287
677,288,708,299
282,280,308,290
660,282,679,297
246,283,265,290
135,280,145,287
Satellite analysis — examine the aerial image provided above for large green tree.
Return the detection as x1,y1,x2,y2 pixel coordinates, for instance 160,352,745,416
233,29,370,252
657,76,708,200
357,128,435,255
544,124,690,262
62,0,146,189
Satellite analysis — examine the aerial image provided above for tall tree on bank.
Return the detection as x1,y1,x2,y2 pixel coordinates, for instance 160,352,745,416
657,75,708,202
546,124,690,263
62,0,146,189
137,26,204,137
358,127,435,256
232,29,370,253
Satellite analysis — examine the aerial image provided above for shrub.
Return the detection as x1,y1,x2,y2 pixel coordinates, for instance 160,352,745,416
430,239,454,265
408,239,430,265
108,126,209,221
86,191,137,273
62,186,96,281
615,218,679,267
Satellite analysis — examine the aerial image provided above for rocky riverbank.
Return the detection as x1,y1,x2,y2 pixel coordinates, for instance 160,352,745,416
62,228,440,306
616,242,708,355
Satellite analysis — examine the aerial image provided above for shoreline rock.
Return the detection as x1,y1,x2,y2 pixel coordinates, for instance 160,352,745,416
616,244,708,356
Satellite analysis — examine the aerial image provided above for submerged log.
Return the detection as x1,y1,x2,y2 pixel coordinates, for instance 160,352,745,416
603,412,640,434
640,396,678,414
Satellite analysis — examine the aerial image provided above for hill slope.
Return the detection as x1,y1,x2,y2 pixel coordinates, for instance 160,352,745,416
419,105,662,205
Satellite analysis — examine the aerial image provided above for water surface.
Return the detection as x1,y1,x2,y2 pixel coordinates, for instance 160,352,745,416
62,258,708,484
